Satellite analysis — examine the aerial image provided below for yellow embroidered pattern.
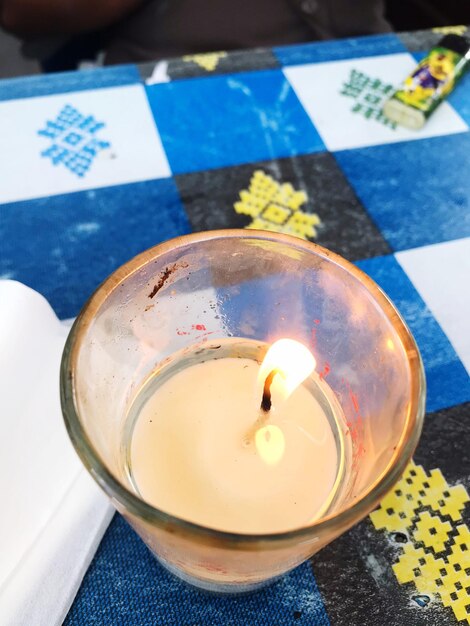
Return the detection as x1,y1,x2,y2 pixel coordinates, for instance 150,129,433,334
182,52,228,72
370,460,470,623
432,25,467,36
234,170,321,240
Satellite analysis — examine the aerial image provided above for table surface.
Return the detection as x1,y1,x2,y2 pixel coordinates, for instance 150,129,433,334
1,24,469,626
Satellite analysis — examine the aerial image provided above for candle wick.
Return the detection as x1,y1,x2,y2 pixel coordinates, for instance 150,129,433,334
243,369,282,448
261,369,280,413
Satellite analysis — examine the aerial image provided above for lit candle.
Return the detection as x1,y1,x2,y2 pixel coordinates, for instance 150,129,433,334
127,338,345,534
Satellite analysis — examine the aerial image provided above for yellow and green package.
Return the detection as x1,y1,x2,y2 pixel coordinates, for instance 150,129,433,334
383,34,470,129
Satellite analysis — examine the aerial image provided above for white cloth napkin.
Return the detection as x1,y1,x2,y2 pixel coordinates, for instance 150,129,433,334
0,281,113,626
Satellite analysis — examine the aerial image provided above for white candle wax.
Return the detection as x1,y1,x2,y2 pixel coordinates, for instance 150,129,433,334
129,354,341,534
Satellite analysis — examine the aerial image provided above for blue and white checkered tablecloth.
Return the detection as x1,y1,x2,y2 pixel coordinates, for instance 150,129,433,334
1,25,469,625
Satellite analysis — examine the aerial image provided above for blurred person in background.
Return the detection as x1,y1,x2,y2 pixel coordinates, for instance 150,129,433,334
0,0,391,67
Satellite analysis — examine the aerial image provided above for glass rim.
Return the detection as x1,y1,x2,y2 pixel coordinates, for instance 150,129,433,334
60,229,426,547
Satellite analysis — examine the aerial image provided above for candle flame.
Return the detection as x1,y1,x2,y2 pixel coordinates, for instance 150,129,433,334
258,338,316,401
249,339,315,466
255,425,285,465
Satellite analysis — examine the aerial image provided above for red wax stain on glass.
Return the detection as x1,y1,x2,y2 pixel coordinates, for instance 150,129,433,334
177,324,210,335
319,362,330,380
349,388,360,414
199,561,228,574
342,379,366,468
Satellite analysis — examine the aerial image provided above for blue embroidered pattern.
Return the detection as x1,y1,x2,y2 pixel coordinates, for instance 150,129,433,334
38,104,110,177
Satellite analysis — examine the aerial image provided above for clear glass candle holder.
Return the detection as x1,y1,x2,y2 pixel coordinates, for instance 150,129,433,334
60,230,425,593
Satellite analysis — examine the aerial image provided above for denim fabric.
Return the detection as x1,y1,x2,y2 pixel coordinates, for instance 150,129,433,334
66,515,330,626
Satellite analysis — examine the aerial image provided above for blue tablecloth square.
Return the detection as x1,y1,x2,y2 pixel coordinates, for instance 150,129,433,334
335,132,470,250
0,65,140,102
146,69,325,174
0,178,190,318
